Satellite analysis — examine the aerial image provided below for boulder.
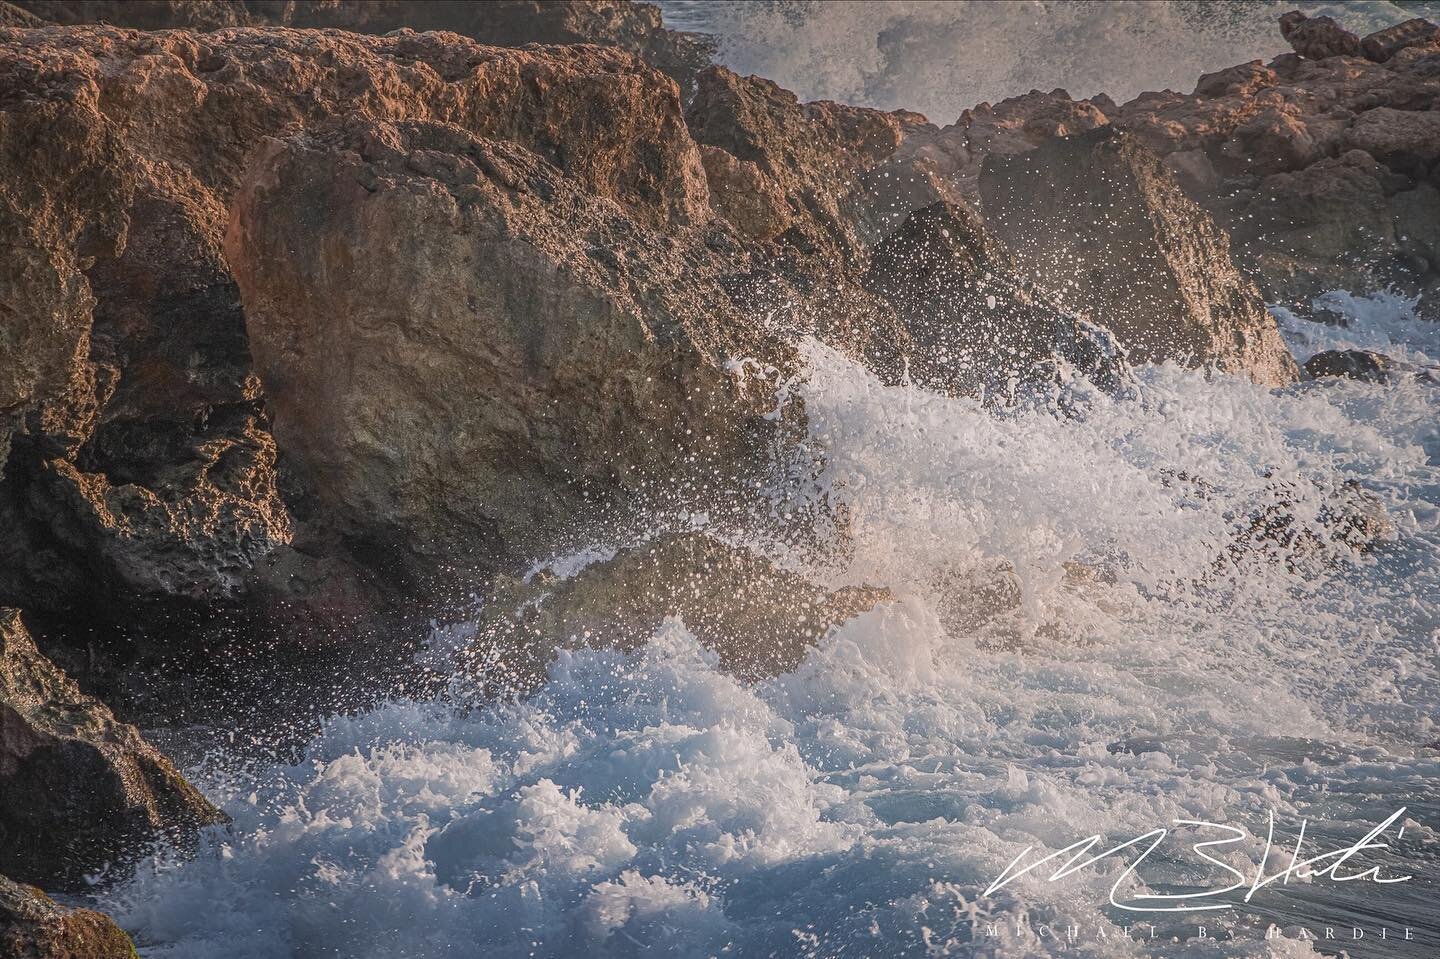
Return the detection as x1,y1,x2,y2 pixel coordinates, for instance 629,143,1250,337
464,532,888,685
978,127,1299,386
1278,12,1360,60
860,201,1130,400
1360,17,1440,63
226,117,794,582
0,26,720,666
0,875,137,959
1304,349,1395,382
0,610,224,890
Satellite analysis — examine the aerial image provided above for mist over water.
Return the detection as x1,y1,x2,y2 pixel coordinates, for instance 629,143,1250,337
659,0,1438,120
107,297,1440,957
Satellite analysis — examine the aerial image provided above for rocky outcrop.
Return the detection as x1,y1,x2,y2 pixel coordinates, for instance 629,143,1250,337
0,610,223,890
0,876,137,959
227,116,793,582
861,201,1130,400
1279,12,1360,60
12,0,711,92
685,65,924,264
0,26,725,664
1304,348,1395,382
979,128,1299,385
465,532,888,685
1361,18,1440,64
880,13,1440,311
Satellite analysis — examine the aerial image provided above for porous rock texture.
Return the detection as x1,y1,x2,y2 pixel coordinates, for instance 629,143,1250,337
0,610,223,891
0,875,138,959
980,128,1301,385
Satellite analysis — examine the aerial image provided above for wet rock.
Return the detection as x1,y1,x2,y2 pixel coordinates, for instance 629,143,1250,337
1304,349,1395,382
0,875,137,959
978,127,1299,386
860,201,1131,400
0,610,224,890
1360,17,1440,63
1278,11,1360,61
464,532,888,686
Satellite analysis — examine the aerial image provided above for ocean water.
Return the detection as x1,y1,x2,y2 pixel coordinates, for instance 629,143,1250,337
105,294,1440,957
658,1,1440,122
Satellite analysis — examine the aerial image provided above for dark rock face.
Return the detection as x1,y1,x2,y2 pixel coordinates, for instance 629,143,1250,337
861,201,1130,400
0,610,224,891
0,875,137,959
979,128,1299,385
1304,348,1395,382
1279,12,1360,61
1361,17,1440,63
889,14,1440,311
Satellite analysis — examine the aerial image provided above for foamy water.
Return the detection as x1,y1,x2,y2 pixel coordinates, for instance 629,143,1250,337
106,295,1440,957
659,1,1440,122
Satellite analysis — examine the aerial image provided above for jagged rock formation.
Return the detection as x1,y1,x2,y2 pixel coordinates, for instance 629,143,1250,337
0,610,223,890
0,875,138,959
0,6,1360,712
1279,11,1360,60
861,201,1131,399
227,115,795,579
980,128,1300,385
882,12,1440,312
12,0,711,92
465,532,888,685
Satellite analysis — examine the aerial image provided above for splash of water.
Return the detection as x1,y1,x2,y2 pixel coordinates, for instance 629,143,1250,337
659,0,1437,122
106,298,1440,957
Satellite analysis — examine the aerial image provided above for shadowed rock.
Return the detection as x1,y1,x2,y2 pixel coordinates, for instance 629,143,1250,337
861,201,1131,401
1279,11,1360,60
1304,348,1394,382
0,610,224,890
0,875,137,959
979,127,1299,386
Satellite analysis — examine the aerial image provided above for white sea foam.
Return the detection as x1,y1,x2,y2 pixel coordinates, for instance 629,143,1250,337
659,1,1438,122
105,298,1439,957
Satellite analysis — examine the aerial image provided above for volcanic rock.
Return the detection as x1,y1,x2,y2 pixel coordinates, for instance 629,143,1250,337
0,875,137,959
0,609,224,890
